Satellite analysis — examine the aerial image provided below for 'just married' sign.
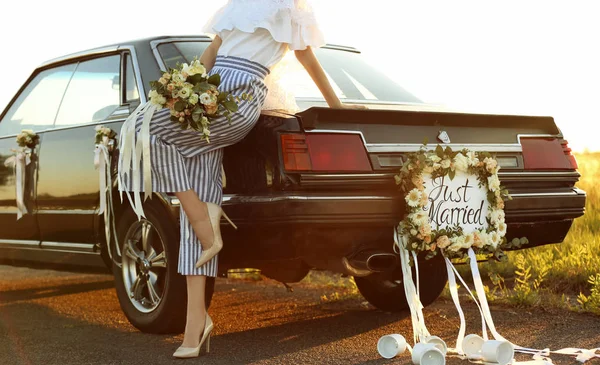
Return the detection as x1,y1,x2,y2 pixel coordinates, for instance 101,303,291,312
422,171,489,233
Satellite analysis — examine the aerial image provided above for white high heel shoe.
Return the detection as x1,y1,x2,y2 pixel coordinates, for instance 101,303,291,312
173,314,214,358
195,203,237,269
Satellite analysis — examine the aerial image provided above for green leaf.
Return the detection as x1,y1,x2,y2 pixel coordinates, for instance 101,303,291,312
223,100,238,112
174,100,186,112
187,74,205,85
207,74,221,86
448,169,456,180
435,145,444,157
192,84,206,94
217,91,228,103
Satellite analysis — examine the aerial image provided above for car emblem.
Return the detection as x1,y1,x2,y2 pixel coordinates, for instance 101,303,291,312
437,130,451,144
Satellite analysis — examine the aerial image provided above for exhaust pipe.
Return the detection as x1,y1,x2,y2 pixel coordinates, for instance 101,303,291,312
341,251,398,277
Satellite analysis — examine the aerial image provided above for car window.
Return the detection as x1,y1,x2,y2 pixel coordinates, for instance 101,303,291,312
54,55,121,127
157,41,210,70
125,53,140,103
0,64,76,136
279,48,422,104
156,42,421,104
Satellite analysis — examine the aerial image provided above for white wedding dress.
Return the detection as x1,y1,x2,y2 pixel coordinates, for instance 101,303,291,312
202,0,325,112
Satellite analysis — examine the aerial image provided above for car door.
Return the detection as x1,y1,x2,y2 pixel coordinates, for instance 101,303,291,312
0,64,76,244
36,51,141,246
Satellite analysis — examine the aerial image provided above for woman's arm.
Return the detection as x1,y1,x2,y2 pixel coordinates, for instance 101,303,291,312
295,47,366,109
200,35,223,72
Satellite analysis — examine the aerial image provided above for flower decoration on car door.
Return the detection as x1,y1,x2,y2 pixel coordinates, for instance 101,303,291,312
3,129,39,220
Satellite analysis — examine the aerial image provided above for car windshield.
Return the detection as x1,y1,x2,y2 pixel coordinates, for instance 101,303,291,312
156,41,421,105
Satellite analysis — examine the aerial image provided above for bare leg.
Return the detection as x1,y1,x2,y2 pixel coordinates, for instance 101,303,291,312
175,190,215,251
181,275,207,348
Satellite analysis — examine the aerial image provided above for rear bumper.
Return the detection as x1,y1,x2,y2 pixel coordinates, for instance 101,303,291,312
221,187,586,247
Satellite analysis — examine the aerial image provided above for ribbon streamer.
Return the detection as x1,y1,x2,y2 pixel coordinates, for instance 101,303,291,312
445,248,600,363
4,148,31,220
94,138,120,260
394,228,431,345
117,101,158,220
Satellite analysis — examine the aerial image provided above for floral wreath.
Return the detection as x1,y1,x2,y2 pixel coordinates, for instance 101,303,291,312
395,145,524,260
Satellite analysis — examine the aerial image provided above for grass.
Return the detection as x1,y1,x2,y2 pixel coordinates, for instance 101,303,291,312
471,152,600,314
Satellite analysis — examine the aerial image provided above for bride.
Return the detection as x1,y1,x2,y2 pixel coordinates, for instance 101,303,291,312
120,0,365,359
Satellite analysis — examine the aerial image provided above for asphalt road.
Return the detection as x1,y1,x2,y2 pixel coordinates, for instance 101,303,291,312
1,264,599,365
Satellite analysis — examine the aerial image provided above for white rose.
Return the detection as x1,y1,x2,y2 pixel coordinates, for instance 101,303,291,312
489,209,505,225
178,86,193,99
478,231,490,248
448,237,465,252
463,233,474,247
189,93,199,105
453,153,469,172
172,72,186,83
484,157,499,174
428,154,442,163
467,151,480,167
185,60,207,77
409,211,429,226
441,158,452,169
410,229,418,236
95,125,102,132
151,93,166,106
487,175,501,192
200,93,213,105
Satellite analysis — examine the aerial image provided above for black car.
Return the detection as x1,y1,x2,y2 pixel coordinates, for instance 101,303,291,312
0,36,586,334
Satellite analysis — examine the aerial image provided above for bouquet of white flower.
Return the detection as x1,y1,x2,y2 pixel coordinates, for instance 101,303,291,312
148,58,250,142
16,129,39,149
94,125,116,145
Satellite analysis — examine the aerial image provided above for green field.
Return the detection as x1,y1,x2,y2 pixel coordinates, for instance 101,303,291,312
478,152,600,313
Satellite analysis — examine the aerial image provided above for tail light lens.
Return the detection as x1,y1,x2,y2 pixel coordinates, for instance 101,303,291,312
560,139,579,169
280,133,372,172
521,137,578,170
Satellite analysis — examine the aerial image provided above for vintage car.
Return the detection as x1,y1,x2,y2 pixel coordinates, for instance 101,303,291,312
0,36,586,334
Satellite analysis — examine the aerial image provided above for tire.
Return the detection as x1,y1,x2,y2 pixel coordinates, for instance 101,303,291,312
112,203,215,334
355,254,447,312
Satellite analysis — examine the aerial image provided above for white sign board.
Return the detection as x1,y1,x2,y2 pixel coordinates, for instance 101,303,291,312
422,171,490,234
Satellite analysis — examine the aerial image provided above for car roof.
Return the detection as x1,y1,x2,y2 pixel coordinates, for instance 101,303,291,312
39,35,359,68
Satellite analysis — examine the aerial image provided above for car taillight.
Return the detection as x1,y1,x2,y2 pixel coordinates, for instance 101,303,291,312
560,139,579,170
521,137,577,170
280,133,372,172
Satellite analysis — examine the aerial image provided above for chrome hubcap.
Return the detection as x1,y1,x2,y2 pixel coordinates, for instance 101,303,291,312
121,220,167,313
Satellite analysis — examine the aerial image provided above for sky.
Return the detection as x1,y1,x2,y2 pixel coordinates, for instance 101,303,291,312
1,0,598,152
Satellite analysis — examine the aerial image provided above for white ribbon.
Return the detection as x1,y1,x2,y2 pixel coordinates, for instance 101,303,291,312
94,139,119,260
4,148,31,220
444,248,600,363
117,102,158,220
394,228,431,345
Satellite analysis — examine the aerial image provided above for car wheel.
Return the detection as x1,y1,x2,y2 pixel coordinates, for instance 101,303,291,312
112,204,215,334
354,254,447,312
